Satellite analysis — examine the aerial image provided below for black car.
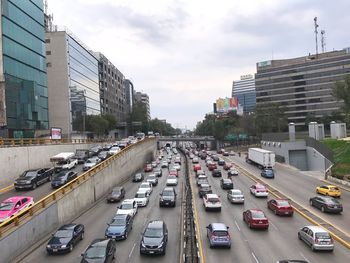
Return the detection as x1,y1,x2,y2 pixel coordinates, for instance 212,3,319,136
51,171,78,189
309,196,343,213
47,224,84,254
218,159,225,166
159,187,177,207
227,169,239,177
140,220,168,255
98,151,110,161
90,145,103,156
199,184,212,198
212,169,222,177
106,187,126,203
220,178,233,190
81,238,116,263
15,168,55,190
212,155,219,161
133,173,144,182
154,168,163,177
105,214,133,240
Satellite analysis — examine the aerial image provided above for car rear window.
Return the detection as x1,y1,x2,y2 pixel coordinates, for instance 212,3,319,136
315,232,331,239
251,211,265,218
207,198,219,203
213,230,228,236
277,200,290,206
256,185,266,190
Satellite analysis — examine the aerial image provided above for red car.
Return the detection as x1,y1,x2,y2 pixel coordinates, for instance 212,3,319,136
193,164,201,172
208,162,217,171
144,163,153,172
243,209,269,229
223,163,233,170
267,199,294,216
169,169,178,177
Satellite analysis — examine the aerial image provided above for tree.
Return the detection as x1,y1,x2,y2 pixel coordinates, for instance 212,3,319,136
129,101,149,134
101,114,117,132
254,102,287,134
333,74,350,124
85,115,109,137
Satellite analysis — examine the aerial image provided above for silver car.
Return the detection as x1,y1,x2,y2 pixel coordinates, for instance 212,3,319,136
227,189,245,204
298,226,334,251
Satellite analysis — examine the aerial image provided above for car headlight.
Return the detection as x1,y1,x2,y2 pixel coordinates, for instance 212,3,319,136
61,245,67,248
141,241,146,247
46,245,51,248
157,242,164,248
25,180,32,184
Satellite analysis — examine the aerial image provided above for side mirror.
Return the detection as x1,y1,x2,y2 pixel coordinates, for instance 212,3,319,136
107,223,110,226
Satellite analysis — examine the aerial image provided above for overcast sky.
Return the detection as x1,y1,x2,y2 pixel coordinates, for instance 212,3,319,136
47,0,350,130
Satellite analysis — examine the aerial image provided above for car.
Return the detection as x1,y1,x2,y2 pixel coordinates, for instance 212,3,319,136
277,260,309,263
144,163,153,172
97,151,110,161
227,189,245,204
151,161,158,168
133,173,144,182
227,168,238,177
203,194,221,211
134,189,150,207
212,169,222,177
83,157,101,171
193,164,201,172
261,169,275,179
106,187,126,203
172,163,181,171
81,238,116,262
154,168,163,177
217,159,225,166
206,223,231,248
161,161,168,168
199,184,212,198
223,163,233,170
105,214,133,240
197,177,209,187
140,220,168,255
192,157,199,164
208,162,217,171
195,170,205,178
139,182,153,195
243,209,269,229
222,151,229,156
51,171,78,189
250,184,268,197
14,168,55,190
166,176,178,186
46,224,84,254
220,178,233,190
174,156,181,164
309,196,343,213
169,168,178,177
229,151,235,156
90,145,102,156
108,146,121,155
298,226,334,251
316,185,341,197
212,155,219,161
146,174,158,186
267,199,294,216
116,199,138,217
159,187,177,207
0,196,34,223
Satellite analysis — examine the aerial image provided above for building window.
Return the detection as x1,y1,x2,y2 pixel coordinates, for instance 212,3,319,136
46,51,51,55
46,62,52,67
45,39,50,43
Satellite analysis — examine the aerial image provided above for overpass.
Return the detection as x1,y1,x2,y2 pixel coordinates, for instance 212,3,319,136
157,136,218,149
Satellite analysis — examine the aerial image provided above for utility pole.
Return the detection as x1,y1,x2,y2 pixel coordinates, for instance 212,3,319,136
314,17,319,55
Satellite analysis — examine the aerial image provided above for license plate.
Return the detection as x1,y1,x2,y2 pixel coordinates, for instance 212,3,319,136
284,212,289,214
149,251,154,254
112,235,116,238
53,249,58,252
259,221,262,224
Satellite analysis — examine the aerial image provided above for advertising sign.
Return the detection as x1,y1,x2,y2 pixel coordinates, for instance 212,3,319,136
215,97,239,113
51,127,62,140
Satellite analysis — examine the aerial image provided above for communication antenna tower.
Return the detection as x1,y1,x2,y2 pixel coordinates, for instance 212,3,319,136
321,30,326,53
314,17,319,55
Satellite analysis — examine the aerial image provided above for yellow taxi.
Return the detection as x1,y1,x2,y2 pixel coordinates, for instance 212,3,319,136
316,185,341,197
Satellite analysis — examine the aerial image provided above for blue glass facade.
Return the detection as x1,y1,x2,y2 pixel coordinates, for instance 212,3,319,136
1,0,48,137
232,77,256,114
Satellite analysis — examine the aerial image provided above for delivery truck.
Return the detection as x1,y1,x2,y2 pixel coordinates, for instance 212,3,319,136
50,152,78,172
246,148,275,169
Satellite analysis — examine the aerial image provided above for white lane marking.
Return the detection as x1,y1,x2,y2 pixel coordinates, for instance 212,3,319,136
234,220,241,232
128,243,136,258
299,252,309,262
269,221,278,231
252,252,260,263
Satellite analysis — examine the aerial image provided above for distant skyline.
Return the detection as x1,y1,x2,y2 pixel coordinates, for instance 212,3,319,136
48,0,350,129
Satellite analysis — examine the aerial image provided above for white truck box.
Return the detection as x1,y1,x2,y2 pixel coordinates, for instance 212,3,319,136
247,148,275,169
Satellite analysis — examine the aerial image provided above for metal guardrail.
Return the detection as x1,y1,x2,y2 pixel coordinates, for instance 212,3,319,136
0,138,153,238
0,138,112,147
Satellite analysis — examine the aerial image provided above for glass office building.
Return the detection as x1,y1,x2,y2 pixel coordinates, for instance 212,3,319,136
232,75,256,114
0,0,48,137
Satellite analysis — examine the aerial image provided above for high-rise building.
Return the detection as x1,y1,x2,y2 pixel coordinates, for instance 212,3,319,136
96,52,126,122
46,29,100,138
124,79,134,116
0,0,48,138
232,74,256,114
255,49,350,126
134,91,150,120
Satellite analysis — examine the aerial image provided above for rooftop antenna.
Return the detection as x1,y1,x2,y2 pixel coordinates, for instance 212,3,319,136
314,17,319,55
321,30,326,53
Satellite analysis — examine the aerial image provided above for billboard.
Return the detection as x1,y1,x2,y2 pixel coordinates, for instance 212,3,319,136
215,97,239,113
51,127,62,140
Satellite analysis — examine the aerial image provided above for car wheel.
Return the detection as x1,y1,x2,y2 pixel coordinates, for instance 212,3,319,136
274,209,277,215
32,183,37,190
310,200,313,206
81,232,84,240
125,231,128,239
321,206,325,213
311,245,316,252
248,222,252,229
298,233,301,240
69,244,73,252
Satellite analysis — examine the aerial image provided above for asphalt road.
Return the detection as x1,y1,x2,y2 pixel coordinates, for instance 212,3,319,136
228,153,350,235
18,154,183,263
189,157,350,263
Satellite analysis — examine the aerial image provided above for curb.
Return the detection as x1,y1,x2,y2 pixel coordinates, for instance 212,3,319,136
0,184,14,194
324,177,350,190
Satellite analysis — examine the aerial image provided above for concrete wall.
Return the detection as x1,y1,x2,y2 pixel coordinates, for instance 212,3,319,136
306,146,328,172
0,139,156,262
0,143,98,188
262,140,306,165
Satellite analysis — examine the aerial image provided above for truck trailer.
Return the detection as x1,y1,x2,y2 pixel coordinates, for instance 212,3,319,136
246,148,275,169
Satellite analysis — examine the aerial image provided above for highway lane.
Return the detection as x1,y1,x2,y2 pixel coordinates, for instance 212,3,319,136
18,155,184,263
227,153,350,235
189,157,350,263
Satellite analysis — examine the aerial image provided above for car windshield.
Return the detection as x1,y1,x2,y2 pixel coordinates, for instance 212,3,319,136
325,198,340,204
54,230,73,238
264,170,274,175
85,246,106,259
120,203,133,209
207,197,219,203
213,230,228,237
135,192,147,198
277,200,290,206
223,179,231,183
252,211,265,218
112,190,121,195
140,184,150,188
148,175,156,180
144,228,163,238
162,191,174,196
55,172,68,178
20,171,37,177
0,202,14,211
201,186,210,190
256,185,266,190
110,218,126,226
315,232,331,239
57,160,68,165
86,160,92,164
232,190,242,195
329,187,339,191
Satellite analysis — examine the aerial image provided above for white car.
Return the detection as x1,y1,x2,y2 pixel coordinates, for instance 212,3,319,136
203,194,221,211
83,157,101,171
108,146,121,155
116,199,138,217
166,176,178,186
250,184,269,197
138,182,153,195
172,164,181,171
161,161,168,168
192,157,199,164
134,189,150,207
227,189,245,204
